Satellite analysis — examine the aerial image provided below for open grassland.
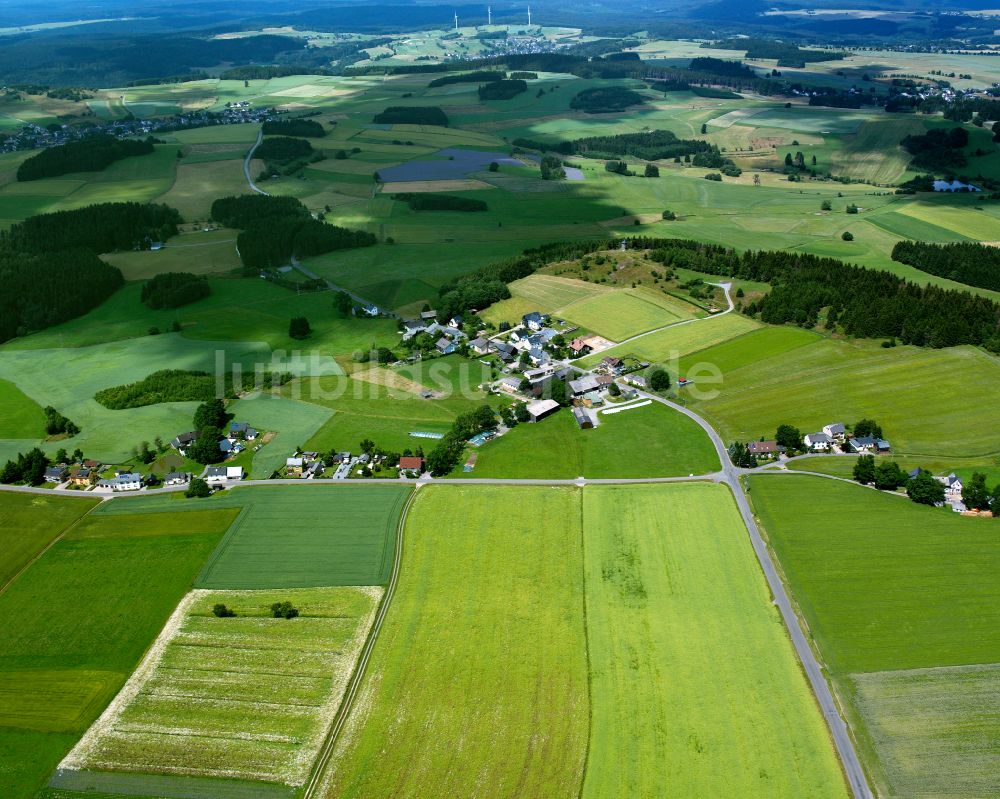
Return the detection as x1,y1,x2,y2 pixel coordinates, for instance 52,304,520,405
464,401,719,479
748,474,1000,798
0,503,233,798
318,485,589,799
0,492,98,590
0,377,46,438
748,474,1000,676
193,485,410,589
62,586,381,788
678,325,821,377
582,483,846,799
559,288,696,341
102,229,242,280
578,311,760,367
689,339,1000,457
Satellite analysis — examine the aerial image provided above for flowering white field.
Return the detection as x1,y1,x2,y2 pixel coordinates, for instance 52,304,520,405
61,586,382,786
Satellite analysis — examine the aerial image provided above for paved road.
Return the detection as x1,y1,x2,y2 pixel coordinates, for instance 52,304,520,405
243,127,268,195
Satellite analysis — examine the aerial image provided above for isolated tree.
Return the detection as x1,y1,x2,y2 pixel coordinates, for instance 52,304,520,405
854,418,883,439
794,151,805,169
645,163,659,178
608,381,621,397
212,603,236,617
289,316,311,340
185,477,212,498
648,368,671,392
488,161,499,172
188,429,224,465
846,203,859,214
359,438,376,455
811,154,817,165
821,200,832,211
874,461,905,491
662,209,676,220
852,454,876,485
332,291,354,317
907,471,944,506
138,441,155,464
193,399,227,432
775,424,802,452
962,472,991,510
842,231,854,241
784,153,794,167
700,123,707,134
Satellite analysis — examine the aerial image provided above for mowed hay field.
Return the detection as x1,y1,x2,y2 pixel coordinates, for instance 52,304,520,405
559,288,697,341
748,475,1000,797
688,336,1000,457
96,484,412,589
60,586,382,789
318,484,845,798
0,505,235,798
0,377,46,438
319,485,590,799
0,492,97,588
582,484,846,799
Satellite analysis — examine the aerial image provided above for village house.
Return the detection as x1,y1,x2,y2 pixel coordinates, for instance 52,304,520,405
622,373,647,390
523,365,555,384
569,338,591,356
601,356,623,374
97,472,143,492
435,337,457,355
44,465,69,483
469,336,490,356
498,376,523,394
803,432,833,452
522,311,548,332
399,455,425,474
171,431,198,456
822,423,846,441
164,472,190,486
402,319,426,338
420,309,438,322
303,460,324,479
68,467,97,487
747,440,780,457
939,473,963,500
569,375,600,397
205,465,243,485
849,436,891,454
286,457,305,477
490,340,516,363
448,315,463,329
229,421,258,441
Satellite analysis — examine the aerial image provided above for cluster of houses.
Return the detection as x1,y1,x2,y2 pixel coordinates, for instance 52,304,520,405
747,423,892,459
281,449,427,481
171,421,259,459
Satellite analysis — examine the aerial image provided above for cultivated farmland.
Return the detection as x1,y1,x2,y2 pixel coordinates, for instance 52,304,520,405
748,474,1000,797
194,485,411,589
318,485,590,799
60,586,382,789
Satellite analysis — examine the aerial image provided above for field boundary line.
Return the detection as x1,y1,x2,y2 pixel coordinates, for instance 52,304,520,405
193,503,254,587
0,499,101,598
576,487,594,799
302,485,420,798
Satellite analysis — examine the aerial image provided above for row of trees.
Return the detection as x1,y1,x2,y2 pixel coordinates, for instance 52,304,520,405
141,272,211,309
44,405,79,437
17,134,155,181
372,106,449,126
891,241,1000,293
853,456,1000,513
478,79,527,101
394,193,487,212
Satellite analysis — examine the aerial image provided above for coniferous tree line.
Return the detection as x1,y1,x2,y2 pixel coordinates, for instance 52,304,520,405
1,202,181,254
141,272,211,309
372,106,449,126
260,119,326,137
569,87,647,113
891,241,1000,292
16,135,156,181
210,194,375,271
478,79,527,100
95,368,292,409
394,194,488,212
427,71,504,87
513,129,713,160
255,136,314,163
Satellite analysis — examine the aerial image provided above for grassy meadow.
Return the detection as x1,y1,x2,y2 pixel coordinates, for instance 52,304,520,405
748,474,1000,797
582,483,846,798
0,503,234,798
462,400,720,479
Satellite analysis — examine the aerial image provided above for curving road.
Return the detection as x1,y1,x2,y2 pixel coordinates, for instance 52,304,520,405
243,127,269,195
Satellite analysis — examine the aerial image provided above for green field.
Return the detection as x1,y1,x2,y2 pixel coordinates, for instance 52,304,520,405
194,485,411,589
318,485,590,799
462,401,720,479
582,483,846,798
62,585,381,788
559,288,696,341
689,338,1000,458
318,483,846,798
748,474,1000,797
0,492,98,589
0,378,46,438
0,503,234,798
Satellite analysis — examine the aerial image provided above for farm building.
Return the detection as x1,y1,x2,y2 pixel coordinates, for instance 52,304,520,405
526,399,560,422
573,406,594,429
747,440,780,457
498,376,523,394
97,473,143,492
803,432,832,451
822,423,846,440
622,374,647,389
569,375,600,397
164,472,190,486
849,436,891,453
205,466,244,485
171,431,198,455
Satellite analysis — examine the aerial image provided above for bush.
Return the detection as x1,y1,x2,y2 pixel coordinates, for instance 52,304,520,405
141,272,210,309
271,601,299,619
703,172,722,181
662,210,677,220
212,603,236,617
821,200,832,211
841,231,854,241
185,477,212,498
644,163,660,177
